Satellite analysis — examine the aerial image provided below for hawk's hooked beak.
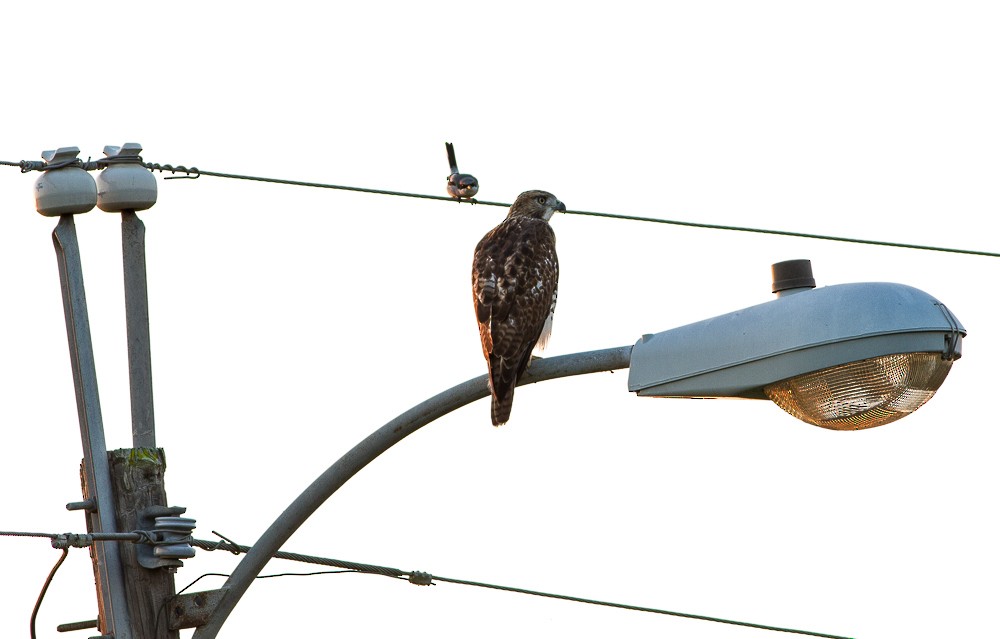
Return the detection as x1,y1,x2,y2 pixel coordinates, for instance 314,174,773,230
542,200,566,221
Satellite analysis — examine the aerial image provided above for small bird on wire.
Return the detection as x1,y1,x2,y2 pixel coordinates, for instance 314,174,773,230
472,190,565,425
445,142,479,200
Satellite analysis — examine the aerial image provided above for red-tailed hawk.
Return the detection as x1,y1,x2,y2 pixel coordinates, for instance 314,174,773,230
472,190,565,425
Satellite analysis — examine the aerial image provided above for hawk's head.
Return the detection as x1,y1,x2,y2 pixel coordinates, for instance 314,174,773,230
508,190,566,221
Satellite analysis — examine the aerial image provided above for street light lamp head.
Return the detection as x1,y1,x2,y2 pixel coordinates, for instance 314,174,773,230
628,261,965,430
762,352,955,430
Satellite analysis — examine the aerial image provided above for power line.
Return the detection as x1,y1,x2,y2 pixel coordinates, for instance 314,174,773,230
30,548,68,639
191,535,406,579
190,535,850,638
5,529,852,638
179,569,361,595
566,208,1000,258
432,574,852,639
161,164,998,259
154,568,361,637
0,531,57,539
3,158,997,259
180,567,854,638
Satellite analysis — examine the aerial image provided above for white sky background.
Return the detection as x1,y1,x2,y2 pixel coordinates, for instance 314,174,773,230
2,2,998,638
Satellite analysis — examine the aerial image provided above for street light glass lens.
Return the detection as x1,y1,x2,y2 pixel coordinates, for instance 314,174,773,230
763,352,953,430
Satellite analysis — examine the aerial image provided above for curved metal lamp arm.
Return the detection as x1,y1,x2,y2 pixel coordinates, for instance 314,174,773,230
192,345,633,638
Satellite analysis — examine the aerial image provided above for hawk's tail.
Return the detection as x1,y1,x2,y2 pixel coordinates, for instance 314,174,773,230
491,390,515,427
488,350,534,426
489,360,520,426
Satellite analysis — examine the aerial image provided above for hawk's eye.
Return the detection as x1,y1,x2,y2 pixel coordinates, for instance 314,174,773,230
535,195,547,205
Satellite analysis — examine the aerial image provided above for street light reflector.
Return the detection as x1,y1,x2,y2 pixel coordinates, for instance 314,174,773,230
763,352,953,430
628,273,965,429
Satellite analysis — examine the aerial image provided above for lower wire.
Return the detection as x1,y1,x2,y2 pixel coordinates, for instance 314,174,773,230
30,548,69,639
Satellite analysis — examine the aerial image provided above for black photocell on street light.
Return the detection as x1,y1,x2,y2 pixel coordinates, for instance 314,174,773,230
628,260,965,430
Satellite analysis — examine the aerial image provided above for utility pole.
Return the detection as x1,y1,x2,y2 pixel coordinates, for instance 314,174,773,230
35,144,193,639
108,448,185,639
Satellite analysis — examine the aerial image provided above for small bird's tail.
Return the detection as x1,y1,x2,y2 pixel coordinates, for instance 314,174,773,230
445,142,459,175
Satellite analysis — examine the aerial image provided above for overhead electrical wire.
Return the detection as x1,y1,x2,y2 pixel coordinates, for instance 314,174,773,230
29,548,68,639
3,530,852,638
154,568,361,637
3,158,997,259
431,574,852,639
159,164,999,259
189,535,853,638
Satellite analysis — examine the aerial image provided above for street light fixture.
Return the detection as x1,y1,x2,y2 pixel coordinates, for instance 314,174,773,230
628,260,964,429
190,261,968,637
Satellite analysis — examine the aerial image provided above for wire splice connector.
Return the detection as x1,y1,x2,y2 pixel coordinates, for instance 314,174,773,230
408,571,434,586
